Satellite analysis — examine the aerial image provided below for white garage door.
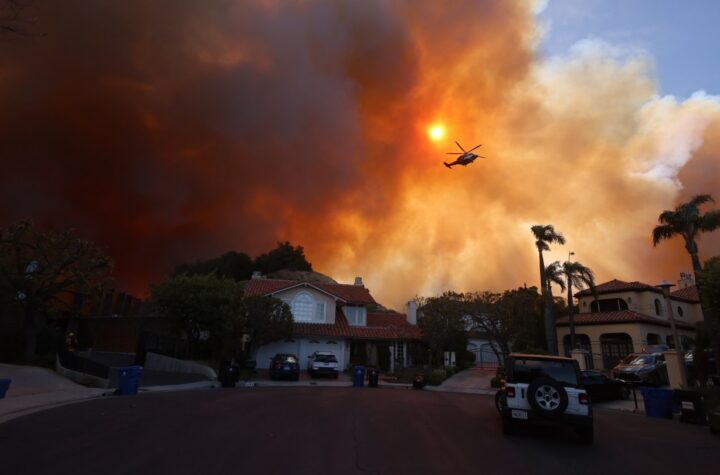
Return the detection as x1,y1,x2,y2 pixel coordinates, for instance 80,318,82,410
256,340,301,369
299,339,346,370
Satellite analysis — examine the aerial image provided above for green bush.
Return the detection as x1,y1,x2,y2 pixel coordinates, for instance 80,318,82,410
427,369,447,386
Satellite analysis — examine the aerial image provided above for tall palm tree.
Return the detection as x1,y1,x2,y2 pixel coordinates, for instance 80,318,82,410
562,260,596,352
531,225,566,355
653,194,720,371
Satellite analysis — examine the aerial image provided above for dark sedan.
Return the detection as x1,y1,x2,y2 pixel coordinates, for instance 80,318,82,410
581,370,629,402
269,354,300,381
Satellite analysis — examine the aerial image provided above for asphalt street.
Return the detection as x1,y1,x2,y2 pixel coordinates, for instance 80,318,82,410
0,387,716,474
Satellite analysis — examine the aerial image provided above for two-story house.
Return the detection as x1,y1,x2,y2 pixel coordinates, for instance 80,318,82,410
556,276,700,370
243,274,423,371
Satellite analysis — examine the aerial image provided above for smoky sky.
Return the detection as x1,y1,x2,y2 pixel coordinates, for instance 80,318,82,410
1,0,719,308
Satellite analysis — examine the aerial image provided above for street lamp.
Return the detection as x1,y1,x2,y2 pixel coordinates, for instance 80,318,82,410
566,252,576,350
655,280,688,389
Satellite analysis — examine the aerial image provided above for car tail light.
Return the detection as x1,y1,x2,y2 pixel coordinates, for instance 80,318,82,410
579,393,590,405
506,386,516,398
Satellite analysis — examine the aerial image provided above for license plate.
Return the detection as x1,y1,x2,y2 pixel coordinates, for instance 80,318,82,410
511,410,528,420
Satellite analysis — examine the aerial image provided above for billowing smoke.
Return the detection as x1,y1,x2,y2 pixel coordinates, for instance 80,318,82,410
1,0,718,309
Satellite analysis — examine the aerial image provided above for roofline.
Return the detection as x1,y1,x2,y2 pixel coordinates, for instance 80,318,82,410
266,281,347,303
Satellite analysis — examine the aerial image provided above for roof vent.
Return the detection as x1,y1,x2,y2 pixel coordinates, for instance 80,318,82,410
354,277,363,286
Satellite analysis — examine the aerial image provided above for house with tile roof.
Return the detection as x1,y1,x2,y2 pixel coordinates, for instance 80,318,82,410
243,274,423,371
556,275,701,370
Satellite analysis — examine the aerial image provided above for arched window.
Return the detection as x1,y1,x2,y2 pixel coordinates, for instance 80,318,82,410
654,299,663,316
292,292,315,322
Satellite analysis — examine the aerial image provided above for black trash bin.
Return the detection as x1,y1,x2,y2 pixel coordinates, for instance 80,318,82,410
413,373,425,390
368,368,379,388
674,389,707,425
219,362,239,388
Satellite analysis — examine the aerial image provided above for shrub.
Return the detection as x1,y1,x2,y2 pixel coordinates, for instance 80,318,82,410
427,369,447,386
490,376,502,388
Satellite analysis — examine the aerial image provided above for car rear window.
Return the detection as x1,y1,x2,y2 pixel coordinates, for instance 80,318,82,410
512,358,578,386
315,354,337,363
626,355,656,365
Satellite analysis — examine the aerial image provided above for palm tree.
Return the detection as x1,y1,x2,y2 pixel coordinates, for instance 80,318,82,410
653,194,720,372
562,260,596,352
531,225,566,355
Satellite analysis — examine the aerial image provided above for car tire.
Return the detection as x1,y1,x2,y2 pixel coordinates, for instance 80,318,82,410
576,425,593,445
527,378,568,419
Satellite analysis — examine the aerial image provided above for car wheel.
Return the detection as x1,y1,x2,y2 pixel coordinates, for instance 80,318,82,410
495,390,505,414
527,378,568,419
576,425,593,445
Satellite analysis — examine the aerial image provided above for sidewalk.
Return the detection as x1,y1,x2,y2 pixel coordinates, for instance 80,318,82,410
424,367,497,395
0,363,218,425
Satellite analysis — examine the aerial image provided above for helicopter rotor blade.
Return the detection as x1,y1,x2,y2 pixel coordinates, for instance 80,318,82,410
467,144,482,152
455,141,466,152
446,152,463,155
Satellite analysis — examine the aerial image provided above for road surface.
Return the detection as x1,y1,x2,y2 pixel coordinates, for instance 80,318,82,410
0,387,716,474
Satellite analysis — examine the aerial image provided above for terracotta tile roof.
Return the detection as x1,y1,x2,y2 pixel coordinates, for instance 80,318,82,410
556,310,695,330
575,279,662,297
292,310,423,341
243,278,375,304
670,285,700,303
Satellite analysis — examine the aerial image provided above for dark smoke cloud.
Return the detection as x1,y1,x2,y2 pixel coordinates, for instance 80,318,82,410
1,1,718,308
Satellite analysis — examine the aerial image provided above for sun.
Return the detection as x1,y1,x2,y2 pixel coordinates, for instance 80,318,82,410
427,124,445,141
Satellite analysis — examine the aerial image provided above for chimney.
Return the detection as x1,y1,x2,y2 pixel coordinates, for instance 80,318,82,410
251,271,263,280
354,276,363,286
678,272,694,289
406,300,417,326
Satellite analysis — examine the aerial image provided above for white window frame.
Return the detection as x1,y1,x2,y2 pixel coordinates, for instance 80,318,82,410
291,291,326,323
344,305,367,326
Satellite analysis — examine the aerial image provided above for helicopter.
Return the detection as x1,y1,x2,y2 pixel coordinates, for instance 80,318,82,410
443,141,484,169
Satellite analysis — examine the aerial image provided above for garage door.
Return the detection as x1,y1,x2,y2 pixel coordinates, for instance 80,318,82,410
256,340,301,369
299,339,346,370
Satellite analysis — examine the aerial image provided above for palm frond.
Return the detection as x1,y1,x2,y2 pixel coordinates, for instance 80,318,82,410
652,224,676,247
545,261,566,292
699,209,720,232
688,194,714,208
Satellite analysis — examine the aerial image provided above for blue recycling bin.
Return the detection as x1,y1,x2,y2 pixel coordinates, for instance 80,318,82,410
353,366,365,388
0,379,11,399
117,365,144,395
640,387,673,419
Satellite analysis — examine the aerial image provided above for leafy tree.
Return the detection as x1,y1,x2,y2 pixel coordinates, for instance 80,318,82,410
653,194,720,371
239,295,293,360
151,274,244,361
173,251,253,281
0,220,113,362
531,224,566,355
254,241,312,275
417,291,470,365
468,287,546,360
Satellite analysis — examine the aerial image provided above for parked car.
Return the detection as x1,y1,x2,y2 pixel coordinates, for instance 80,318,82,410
307,351,339,378
580,370,629,401
612,353,668,386
685,350,718,386
269,353,300,381
496,353,593,444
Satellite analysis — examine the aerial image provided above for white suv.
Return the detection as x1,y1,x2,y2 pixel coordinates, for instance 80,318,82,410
496,354,593,444
307,351,339,378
